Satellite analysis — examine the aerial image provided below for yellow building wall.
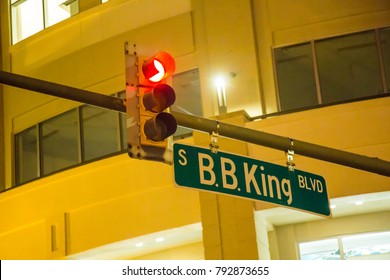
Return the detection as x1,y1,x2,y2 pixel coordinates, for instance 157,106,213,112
131,242,204,260
1,0,390,260
193,112,259,259
252,0,390,113
0,153,201,259
0,0,201,260
3,0,195,189
1,3,202,258
247,97,390,208
247,3,390,253
0,220,47,259
193,0,262,116
247,97,390,259
268,0,390,46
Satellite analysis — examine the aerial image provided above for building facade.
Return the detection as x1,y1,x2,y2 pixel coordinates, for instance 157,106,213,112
1,0,390,259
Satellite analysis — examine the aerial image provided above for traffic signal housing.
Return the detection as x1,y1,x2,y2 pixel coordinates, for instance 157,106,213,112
141,83,176,142
125,51,177,162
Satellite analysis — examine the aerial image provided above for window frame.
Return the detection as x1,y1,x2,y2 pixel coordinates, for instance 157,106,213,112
39,108,82,176
273,27,390,112
298,230,390,260
273,41,320,111
14,124,40,185
11,68,202,187
11,0,45,44
13,103,127,186
10,0,80,44
80,104,123,162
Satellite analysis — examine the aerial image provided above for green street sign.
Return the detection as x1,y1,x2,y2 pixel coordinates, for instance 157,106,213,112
173,143,331,217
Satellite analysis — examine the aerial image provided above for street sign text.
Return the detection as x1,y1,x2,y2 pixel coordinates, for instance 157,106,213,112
174,143,331,217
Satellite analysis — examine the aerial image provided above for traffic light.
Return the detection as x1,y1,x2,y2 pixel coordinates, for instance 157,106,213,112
125,50,177,162
139,52,177,144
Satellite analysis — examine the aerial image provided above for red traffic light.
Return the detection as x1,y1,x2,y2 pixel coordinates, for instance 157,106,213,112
142,52,176,83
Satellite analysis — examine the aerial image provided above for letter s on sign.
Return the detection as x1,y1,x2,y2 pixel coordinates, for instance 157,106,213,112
178,149,187,166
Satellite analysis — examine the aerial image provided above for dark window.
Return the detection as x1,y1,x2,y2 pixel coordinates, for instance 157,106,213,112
41,109,80,175
13,69,203,186
316,31,383,103
274,43,318,111
81,105,121,161
172,68,203,138
274,28,389,112
15,125,39,184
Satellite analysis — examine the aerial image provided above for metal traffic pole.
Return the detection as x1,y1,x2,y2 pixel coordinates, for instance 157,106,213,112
171,111,390,177
0,70,125,112
1,70,390,177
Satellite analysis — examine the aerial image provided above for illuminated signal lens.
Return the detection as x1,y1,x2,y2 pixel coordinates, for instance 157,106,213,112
149,60,165,82
142,52,175,83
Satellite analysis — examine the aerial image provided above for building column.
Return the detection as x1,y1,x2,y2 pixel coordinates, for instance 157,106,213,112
200,192,259,259
194,111,259,259
254,212,271,259
0,0,9,191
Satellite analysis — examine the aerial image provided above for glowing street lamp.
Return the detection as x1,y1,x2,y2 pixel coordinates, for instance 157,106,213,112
216,77,227,114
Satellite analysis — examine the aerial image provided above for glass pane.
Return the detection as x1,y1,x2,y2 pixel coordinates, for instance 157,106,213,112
316,31,383,103
11,0,44,44
81,106,120,161
15,126,39,184
172,69,203,138
379,28,390,90
343,231,390,260
41,109,80,175
44,0,75,27
274,43,318,111
299,238,341,260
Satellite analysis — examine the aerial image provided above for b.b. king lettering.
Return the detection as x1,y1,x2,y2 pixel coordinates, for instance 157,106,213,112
178,150,294,206
174,143,330,217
